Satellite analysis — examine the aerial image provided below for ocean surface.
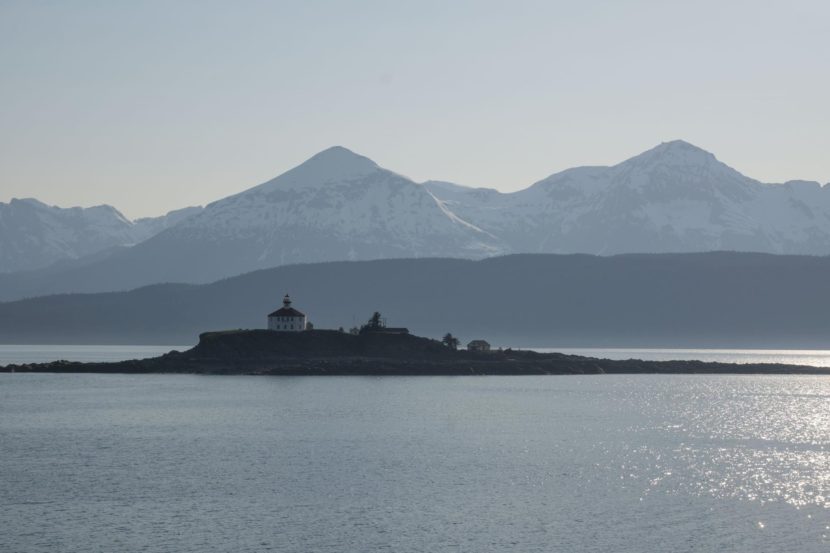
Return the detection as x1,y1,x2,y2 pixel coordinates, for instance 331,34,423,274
2,373,829,552
535,347,830,368
4,345,830,367
0,345,191,365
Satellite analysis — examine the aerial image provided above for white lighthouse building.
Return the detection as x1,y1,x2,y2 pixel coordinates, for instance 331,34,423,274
267,294,307,331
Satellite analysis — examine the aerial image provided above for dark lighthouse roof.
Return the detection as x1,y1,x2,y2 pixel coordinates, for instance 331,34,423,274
268,306,305,317
268,294,306,318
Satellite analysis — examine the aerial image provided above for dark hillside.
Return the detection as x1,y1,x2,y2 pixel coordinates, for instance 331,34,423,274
1,252,830,348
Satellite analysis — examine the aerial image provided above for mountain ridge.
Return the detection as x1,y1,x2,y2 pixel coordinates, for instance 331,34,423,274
2,252,830,348
0,199,203,273
2,140,829,301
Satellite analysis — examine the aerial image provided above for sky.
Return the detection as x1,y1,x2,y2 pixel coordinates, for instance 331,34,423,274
1,0,828,219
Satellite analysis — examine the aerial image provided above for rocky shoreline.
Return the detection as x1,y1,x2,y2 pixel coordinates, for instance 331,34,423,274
2,329,828,376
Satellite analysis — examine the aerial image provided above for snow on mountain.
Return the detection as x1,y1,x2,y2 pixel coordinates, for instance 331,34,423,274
428,140,830,255
0,147,505,298
132,206,204,243
144,146,503,276
422,181,504,204
0,199,202,273
2,140,829,301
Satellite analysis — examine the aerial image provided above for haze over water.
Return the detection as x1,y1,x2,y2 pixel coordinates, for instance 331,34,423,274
2,373,829,552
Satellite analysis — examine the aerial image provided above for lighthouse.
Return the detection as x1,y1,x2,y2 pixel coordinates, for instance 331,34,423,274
267,294,308,331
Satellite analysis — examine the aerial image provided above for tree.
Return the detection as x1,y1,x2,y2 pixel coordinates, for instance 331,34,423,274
442,333,459,350
360,312,383,334
368,311,382,329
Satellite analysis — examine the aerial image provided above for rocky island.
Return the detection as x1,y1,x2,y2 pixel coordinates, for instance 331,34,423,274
3,329,829,376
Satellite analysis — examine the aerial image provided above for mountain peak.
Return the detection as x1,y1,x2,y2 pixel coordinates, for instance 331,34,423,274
645,139,714,158
621,140,719,171
10,197,49,208
656,139,706,151
258,146,381,190
302,145,378,174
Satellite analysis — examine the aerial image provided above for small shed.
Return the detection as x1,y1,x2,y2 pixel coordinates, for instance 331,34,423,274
467,340,491,352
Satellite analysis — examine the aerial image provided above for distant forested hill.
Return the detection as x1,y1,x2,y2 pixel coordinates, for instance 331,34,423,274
1,252,829,348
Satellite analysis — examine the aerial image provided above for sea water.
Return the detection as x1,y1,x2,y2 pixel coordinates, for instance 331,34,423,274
533,347,830,368
0,345,191,365
4,345,830,367
2,373,829,552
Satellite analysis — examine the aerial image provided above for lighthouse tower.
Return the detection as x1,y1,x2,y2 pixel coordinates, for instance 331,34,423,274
267,294,307,331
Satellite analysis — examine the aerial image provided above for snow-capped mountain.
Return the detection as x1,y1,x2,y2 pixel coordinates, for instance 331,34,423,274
0,147,503,299
2,140,829,301
122,146,503,280
428,140,830,255
0,199,202,273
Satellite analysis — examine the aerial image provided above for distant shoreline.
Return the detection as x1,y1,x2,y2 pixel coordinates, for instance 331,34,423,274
2,329,828,376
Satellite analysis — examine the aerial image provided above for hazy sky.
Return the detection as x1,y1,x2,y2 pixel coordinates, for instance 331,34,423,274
1,0,828,218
